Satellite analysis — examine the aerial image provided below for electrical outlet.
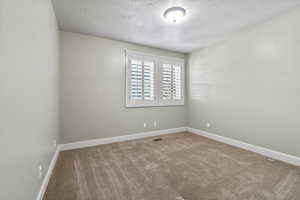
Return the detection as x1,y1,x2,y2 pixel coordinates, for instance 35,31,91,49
153,121,157,127
53,140,57,148
38,165,43,178
206,122,210,128
143,123,147,128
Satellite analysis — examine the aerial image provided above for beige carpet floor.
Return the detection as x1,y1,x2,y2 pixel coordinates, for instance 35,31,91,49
44,132,300,200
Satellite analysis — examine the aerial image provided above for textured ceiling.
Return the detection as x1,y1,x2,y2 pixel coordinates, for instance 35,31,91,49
53,0,300,53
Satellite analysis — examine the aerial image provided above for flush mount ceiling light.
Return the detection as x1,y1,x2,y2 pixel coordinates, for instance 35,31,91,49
163,6,186,23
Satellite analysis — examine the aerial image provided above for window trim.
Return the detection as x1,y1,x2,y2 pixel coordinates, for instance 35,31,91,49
125,50,185,108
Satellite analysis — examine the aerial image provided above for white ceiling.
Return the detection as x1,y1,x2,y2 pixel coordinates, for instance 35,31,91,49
53,0,300,53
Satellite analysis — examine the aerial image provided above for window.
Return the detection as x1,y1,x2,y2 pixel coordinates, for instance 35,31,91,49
126,50,184,107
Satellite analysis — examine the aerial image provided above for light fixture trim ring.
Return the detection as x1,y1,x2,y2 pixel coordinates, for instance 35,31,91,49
163,6,187,23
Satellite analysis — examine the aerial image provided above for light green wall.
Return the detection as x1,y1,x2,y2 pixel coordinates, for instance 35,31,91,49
0,0,59,199
188,8,300,157
60,31,187,143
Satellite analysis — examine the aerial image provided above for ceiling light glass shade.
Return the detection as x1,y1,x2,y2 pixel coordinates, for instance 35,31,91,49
163,7,186,23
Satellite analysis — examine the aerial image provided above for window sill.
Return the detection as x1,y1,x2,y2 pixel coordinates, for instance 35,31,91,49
126,103,184,108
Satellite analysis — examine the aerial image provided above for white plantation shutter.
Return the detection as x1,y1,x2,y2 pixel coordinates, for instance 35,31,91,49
159,62,184,105
126,53,157,107
161,64,172,100
126,50,184,107
143,61,155,101
129,59,143,101
173,65,182,101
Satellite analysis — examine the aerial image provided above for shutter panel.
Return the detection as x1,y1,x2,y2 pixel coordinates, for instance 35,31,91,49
172,65,182,100
162,64,172,100
127,55,157,106
143,61,155,102
130,59,143,101
159,62,184,105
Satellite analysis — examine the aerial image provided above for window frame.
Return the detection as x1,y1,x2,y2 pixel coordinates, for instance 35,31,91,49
125,50,185,108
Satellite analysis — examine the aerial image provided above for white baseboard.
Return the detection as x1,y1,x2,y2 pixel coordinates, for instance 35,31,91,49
36,147,60,200
59,127,188,151
188,127,300,166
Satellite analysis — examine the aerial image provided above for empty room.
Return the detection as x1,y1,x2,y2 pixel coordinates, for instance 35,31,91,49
2,0,300,199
